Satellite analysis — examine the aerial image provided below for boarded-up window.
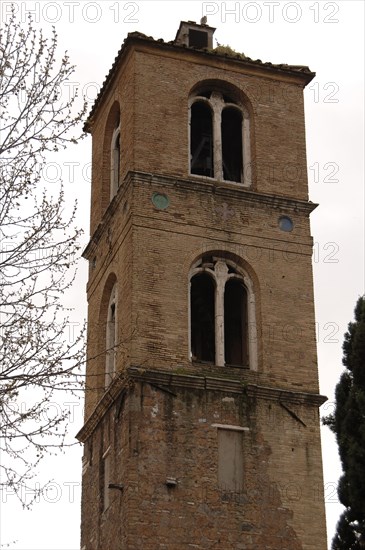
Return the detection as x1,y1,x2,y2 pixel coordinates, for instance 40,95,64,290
218,428,244,491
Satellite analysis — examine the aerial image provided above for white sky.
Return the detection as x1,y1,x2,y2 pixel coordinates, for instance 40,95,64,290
0,1,364,549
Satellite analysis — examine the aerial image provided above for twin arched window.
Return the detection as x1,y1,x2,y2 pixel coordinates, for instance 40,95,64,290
190,257,257,369
101,258,256,395
190,90,251,185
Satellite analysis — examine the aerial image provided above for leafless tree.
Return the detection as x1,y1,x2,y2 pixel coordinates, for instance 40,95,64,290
0,8,87,504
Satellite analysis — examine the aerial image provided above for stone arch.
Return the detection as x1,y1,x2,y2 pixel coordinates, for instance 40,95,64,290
102,101,121,211
188,80,253,185
99,273,118,389
189,251,259,370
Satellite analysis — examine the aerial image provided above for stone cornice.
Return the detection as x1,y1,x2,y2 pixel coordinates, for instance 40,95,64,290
76,367,327,442
83,170,317,260
131,171,318,214
76,372,127,443
246,383,327,407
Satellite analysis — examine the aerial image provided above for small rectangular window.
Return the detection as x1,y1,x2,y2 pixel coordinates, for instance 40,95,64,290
189,29,208,49
218,428,244,491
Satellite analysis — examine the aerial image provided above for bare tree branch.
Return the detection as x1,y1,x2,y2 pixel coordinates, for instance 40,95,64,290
0,7,87,504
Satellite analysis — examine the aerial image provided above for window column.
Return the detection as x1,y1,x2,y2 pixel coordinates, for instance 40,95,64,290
210,92,223,181
214,260,228,366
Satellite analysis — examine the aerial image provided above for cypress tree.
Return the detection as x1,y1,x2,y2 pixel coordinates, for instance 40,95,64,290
323,296,365,548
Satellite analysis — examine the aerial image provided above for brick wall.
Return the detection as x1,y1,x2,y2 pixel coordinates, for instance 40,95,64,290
80,376,327,549
79,32,326,550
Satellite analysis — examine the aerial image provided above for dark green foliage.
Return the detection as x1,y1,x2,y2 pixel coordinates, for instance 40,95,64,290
323,296,365,548
332,510,361,549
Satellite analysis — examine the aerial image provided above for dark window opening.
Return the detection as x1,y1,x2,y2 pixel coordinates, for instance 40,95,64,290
222,107,243,182
106,288,117,388
190,102,214,177
111,125,120,198
191,273,215,362
224,279,248,366
115,134,120,186
189,29,208,49
110,302,116,322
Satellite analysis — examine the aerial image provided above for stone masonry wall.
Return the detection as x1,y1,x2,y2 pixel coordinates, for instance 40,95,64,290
80,378,327,550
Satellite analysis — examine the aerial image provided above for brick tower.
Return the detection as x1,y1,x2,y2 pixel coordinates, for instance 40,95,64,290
78,20,327,549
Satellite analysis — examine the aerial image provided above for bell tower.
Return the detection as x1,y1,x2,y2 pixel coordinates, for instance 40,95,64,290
78,20,327,549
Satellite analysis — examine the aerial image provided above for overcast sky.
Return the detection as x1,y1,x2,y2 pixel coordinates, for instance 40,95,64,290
0,1,364,549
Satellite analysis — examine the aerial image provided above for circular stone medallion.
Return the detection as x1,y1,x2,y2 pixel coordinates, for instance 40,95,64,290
152,192,169,210
278,215,294,232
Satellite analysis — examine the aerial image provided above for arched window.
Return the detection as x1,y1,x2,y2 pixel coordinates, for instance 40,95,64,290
102,102,121,212
105,284,117,388
190,273,215,362
110,123,120,200
189,256,257,369
224,279,248,366
190,102,214,177
222,107,243,183
189,87,251,185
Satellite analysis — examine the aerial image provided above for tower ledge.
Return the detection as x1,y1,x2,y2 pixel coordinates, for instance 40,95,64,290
76,367,327,443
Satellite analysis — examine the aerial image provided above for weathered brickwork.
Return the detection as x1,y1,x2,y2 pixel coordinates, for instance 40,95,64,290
88,39,311,235
80,374,326,549
79,21,327,550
